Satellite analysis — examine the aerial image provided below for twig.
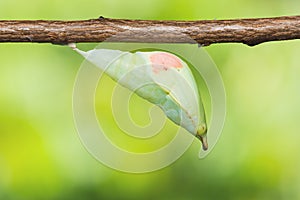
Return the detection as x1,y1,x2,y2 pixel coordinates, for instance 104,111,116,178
0,16,300,46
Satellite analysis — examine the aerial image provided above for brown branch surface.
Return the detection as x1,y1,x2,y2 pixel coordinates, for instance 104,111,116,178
0,16,300,46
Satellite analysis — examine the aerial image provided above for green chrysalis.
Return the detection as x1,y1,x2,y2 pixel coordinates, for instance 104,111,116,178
70,44,208,150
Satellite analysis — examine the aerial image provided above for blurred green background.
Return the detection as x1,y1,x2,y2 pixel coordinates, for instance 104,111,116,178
1,0,300,199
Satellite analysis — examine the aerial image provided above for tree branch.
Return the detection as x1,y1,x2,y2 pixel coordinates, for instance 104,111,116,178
1,16,300,46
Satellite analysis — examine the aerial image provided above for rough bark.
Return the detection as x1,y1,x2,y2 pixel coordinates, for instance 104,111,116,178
0,16,300,46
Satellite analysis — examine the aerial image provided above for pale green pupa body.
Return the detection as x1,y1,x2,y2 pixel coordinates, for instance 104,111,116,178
71,44,208,150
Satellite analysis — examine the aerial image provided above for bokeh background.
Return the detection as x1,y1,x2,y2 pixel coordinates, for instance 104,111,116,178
1,0,300,199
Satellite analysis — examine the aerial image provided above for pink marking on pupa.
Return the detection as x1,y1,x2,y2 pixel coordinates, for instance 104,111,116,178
150,52,183,74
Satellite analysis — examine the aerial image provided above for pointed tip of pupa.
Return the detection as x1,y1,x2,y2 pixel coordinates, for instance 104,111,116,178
199,135,208,151
195,134,208,151
196,124,208,151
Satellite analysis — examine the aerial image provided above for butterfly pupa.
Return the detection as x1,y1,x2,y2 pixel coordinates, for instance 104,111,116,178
70,44,208,150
